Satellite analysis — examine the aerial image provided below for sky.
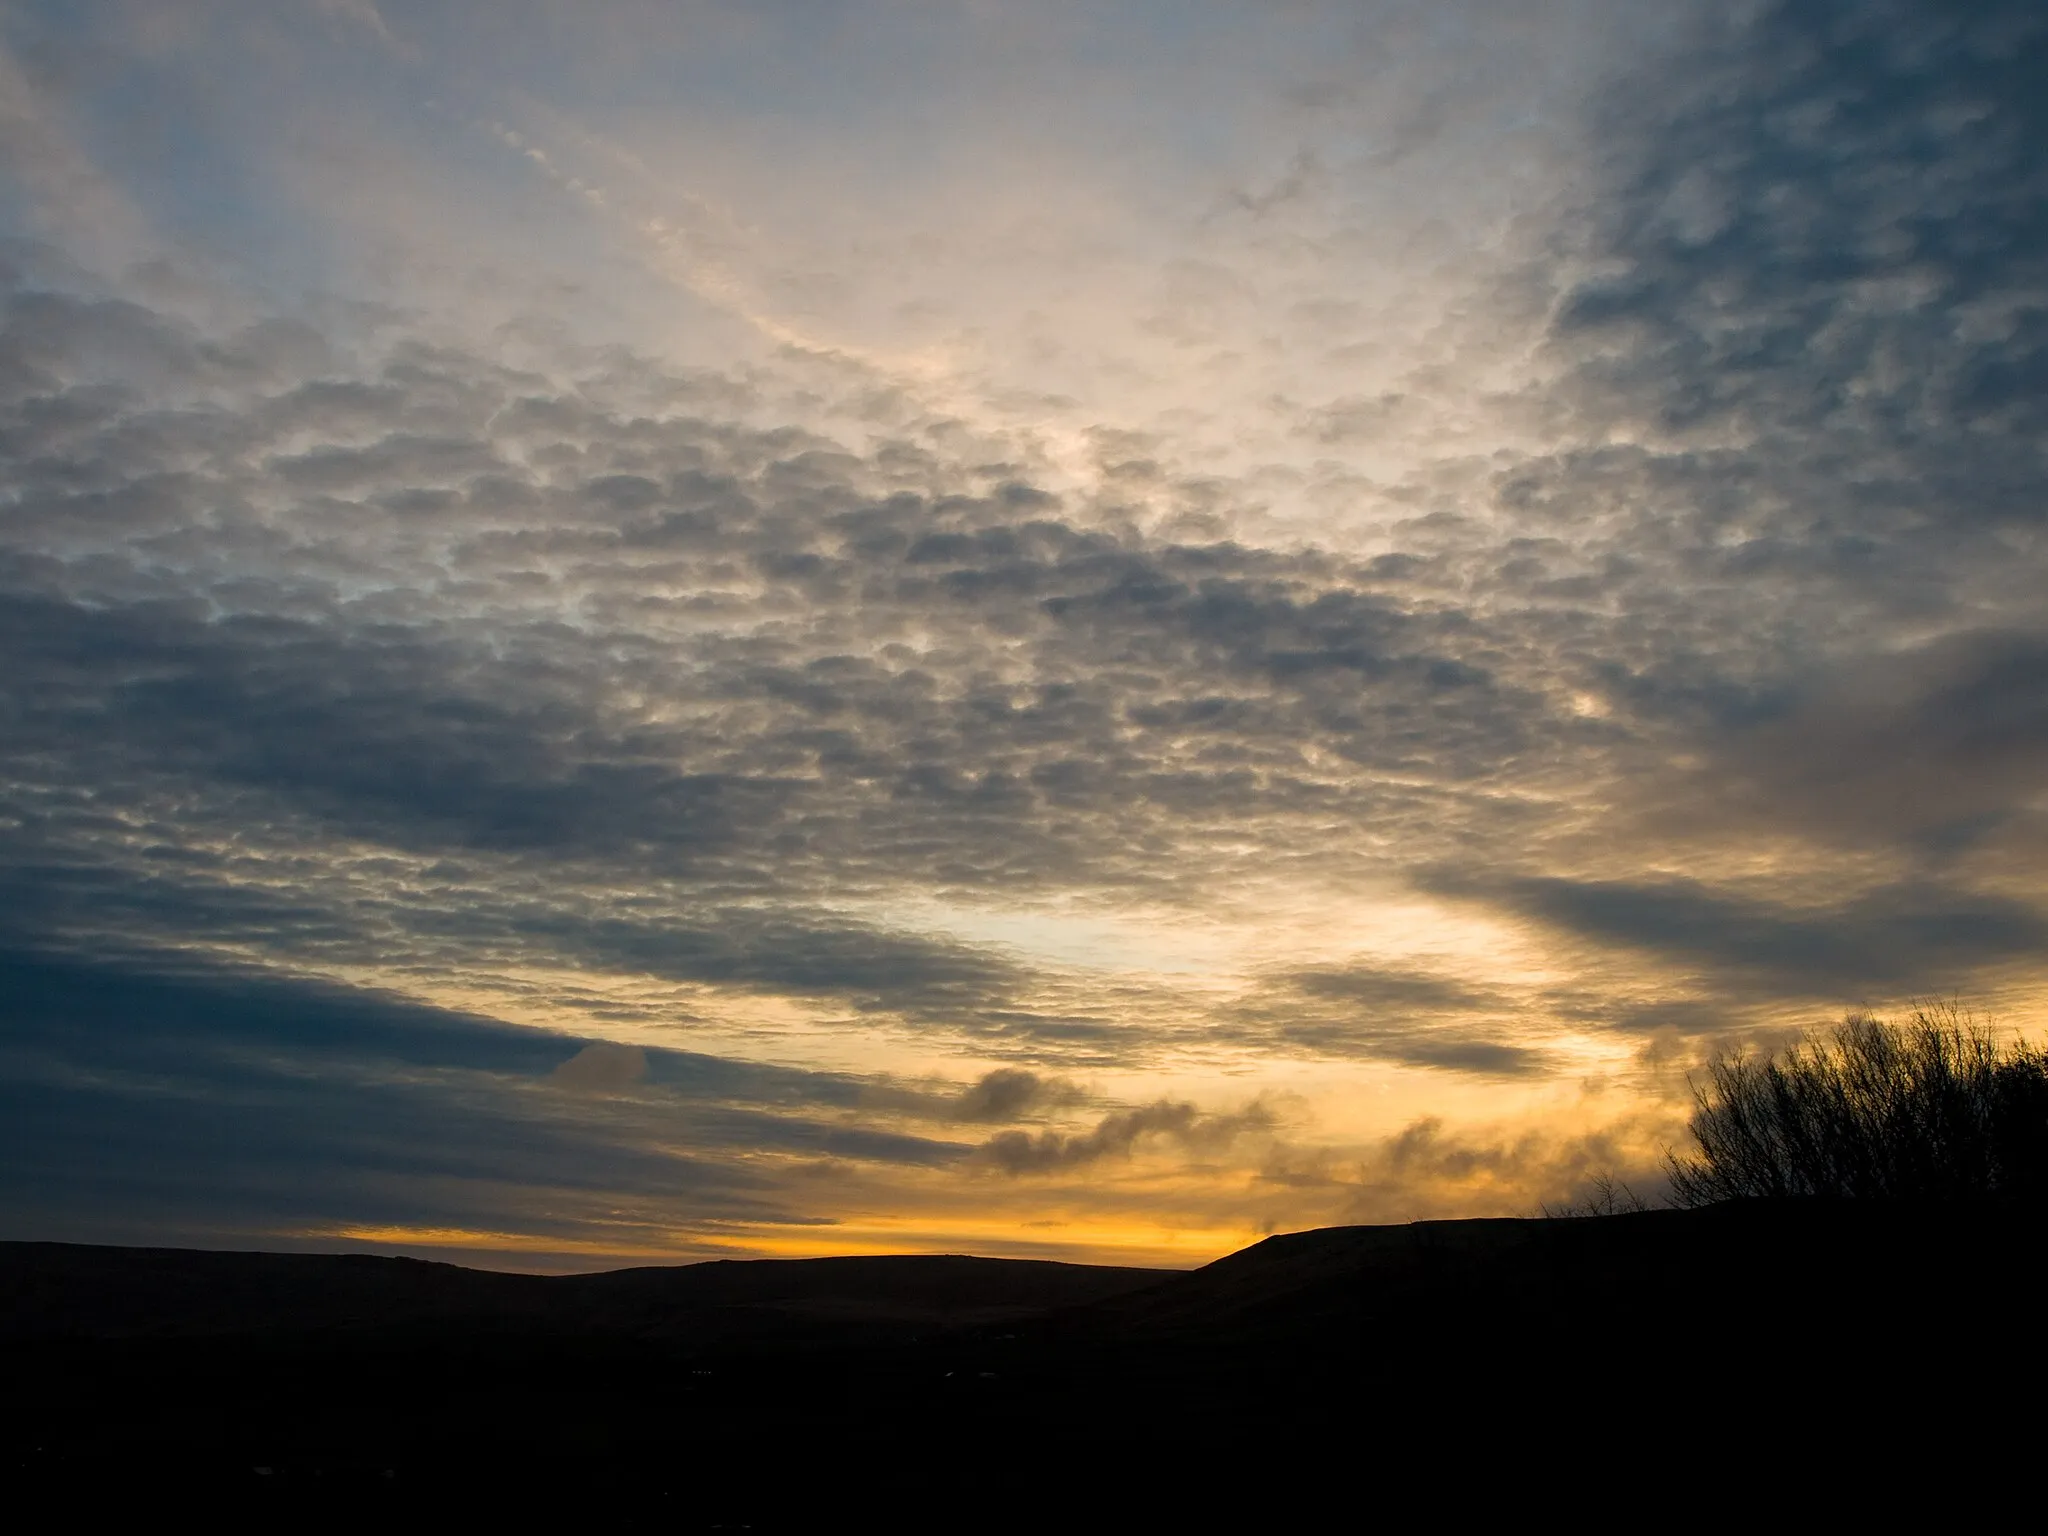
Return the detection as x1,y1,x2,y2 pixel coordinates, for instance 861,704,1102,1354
2,0,2045,1270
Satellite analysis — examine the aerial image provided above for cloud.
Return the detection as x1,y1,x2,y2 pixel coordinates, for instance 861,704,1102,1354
5,0,2048,1259
1652,629,2048,858
0,39,155,275
315,0,400,53
1442,872,2048,994
1325,1112,1682,1223
0,941,967,1255
1230,965,1550,1076
6,137,2045,1083
952,1067,1081,1122
0,262,1562,991
979,1098,1278,1176
1545,0,2048,554
852,1066,1089,1126
549,1040,648,1093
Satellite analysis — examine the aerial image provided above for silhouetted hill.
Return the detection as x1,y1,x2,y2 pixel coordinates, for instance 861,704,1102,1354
0,1243,1169,1348
1060,1200,2047,1352
7,1203,2043,1520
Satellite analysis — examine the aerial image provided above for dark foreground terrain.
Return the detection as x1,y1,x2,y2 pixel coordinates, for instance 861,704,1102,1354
6,1203,2043,1521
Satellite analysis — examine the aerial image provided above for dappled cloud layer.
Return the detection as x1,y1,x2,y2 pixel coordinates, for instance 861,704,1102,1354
2,0,2045,1266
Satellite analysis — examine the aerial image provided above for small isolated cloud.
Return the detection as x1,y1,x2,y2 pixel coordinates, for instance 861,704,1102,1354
979,1098,1277,1176
855,1066,1086,1125
952,1067,1080,1122
549,1040,649,1094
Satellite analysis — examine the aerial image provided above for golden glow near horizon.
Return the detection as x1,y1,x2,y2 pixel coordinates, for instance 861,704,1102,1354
4,1,2047,1269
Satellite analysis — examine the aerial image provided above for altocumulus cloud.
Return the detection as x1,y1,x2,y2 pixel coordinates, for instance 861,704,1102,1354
2,0,2047,1261
0,260,1565,1002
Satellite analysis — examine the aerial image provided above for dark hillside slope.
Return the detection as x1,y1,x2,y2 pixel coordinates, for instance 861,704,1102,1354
1063,1200,2046,1354
0,1243,1171,1348
0,1244,547,1339
5,1203,2043,1518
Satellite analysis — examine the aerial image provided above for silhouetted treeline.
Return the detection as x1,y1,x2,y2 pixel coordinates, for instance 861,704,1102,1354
1668,1006,2048,1205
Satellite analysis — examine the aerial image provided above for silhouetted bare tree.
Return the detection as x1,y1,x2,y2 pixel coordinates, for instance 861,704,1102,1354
1542,1173,1649,1219
1668,1005,2048,1206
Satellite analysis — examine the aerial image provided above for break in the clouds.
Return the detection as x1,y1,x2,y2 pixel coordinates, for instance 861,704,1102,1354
1,0,2044,1267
